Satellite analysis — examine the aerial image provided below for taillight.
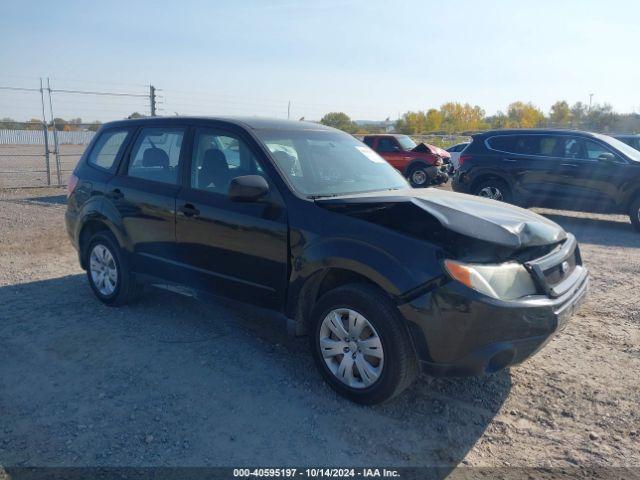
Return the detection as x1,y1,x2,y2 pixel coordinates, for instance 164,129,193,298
459,154,472,166
67,173,79,198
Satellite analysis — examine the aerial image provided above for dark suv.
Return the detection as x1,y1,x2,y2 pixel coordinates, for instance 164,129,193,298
66,117,588,404
452,129,640,230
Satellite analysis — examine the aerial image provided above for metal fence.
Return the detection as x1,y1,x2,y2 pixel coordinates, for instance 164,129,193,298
0,121,96,188
0,77,154,189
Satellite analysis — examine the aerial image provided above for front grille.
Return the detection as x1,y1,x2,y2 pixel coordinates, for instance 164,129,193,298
524,234,583,298
543,248,578,286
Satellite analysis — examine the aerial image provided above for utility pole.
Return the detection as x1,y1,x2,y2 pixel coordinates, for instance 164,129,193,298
46,77,62,186
149,85,157,116
287,101,291,120
589,93,594,112
39,77,51,186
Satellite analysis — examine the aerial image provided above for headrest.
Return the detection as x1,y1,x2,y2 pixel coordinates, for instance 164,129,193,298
142,148,170,168
203,148,228,167
272,150,296,172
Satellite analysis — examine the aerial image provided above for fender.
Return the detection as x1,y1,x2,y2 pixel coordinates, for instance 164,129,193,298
406,158,437,173
74,195,132,257
285,235,421,320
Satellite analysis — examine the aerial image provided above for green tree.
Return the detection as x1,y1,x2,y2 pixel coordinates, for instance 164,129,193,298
439,102,486,133
549,101,571,126
506,102,545,128
395,111,426,134
570,102,587,128
320,112,358,133
585,103,618,132
425,109,443,131
25,118,43,130
87,121,102,132
128,112,145,119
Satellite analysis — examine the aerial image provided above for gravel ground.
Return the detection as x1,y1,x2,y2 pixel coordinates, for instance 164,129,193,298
0,187,638,471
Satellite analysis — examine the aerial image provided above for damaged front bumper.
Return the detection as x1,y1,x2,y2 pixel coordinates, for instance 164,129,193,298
398,265,589,376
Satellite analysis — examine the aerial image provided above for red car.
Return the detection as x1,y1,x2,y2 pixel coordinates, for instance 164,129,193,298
363,134,450,187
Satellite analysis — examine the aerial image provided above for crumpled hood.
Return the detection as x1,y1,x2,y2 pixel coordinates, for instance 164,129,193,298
315,188,566,249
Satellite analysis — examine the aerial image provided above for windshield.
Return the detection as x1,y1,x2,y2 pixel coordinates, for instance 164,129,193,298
255,129,408,197
396,135,417,151
594,133,640,162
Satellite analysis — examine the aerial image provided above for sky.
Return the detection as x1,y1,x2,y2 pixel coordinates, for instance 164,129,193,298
1,0,639,122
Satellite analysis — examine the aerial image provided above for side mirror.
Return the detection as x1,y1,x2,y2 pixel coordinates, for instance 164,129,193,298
229,175,269,202
392,145,401,152
597,152,617,163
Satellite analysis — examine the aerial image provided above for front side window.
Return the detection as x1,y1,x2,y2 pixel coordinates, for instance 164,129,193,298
396,135,417,151
254,128,408,197
87,129,130,170
583,140,612,160
127,127,185,184
191,129,264,194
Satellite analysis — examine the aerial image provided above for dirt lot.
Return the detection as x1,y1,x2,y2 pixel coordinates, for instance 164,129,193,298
0,187,638,471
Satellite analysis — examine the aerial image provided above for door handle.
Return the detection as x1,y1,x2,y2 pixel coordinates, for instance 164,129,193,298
502,158,517,162
178,203,200,218
106,188,123,200
561,163,578,167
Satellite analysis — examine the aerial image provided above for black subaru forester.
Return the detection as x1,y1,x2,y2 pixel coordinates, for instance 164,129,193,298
66,117,589,404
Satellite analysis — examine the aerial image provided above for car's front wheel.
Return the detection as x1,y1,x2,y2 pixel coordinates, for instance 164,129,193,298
407,165,431,188
629,196,640,232
85,231,143,306
310,283,418,404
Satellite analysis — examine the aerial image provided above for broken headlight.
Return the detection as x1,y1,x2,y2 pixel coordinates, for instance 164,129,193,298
443,259,538,301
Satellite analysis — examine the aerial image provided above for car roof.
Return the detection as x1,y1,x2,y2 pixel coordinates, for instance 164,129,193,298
473,128,603,138
362,133,407,138
99,116,336,132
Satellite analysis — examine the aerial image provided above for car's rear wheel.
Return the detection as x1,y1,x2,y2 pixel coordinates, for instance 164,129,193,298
407,165,430,188
310,283,418,404
629,196,640,232
474,178,512,203
85,231,143,306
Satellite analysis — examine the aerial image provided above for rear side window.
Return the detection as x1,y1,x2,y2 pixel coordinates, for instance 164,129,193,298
127,127,185,184
513,135,560,156
87,129,130,170
486,135,518,152
362,137,374,147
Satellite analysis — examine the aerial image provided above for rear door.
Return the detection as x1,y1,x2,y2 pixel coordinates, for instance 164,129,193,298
488,134,566,206
107,125,187,278
174,126,289,309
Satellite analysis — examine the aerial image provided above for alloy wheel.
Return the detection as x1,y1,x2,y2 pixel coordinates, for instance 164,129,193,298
478,186,504,201
411,169,427,186
318,308,384,389
89,244,118,296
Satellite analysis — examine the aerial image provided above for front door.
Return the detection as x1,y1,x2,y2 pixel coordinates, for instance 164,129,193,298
374,137,405,170
174,127,289,309
107,125,186,278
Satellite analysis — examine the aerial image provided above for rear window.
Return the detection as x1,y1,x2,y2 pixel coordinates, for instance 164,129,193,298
87,129,130,170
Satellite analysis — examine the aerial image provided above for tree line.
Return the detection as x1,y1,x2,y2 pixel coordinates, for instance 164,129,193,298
320,101,640,135
0,112,147,132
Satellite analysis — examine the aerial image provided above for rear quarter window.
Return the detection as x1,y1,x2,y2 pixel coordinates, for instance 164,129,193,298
86,129,131,170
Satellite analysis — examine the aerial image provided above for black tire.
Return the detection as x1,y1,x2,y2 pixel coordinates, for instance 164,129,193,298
407,164,431,188
473,178,512,203
84,231,143,306
629,196,640,232
309,283,419,405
